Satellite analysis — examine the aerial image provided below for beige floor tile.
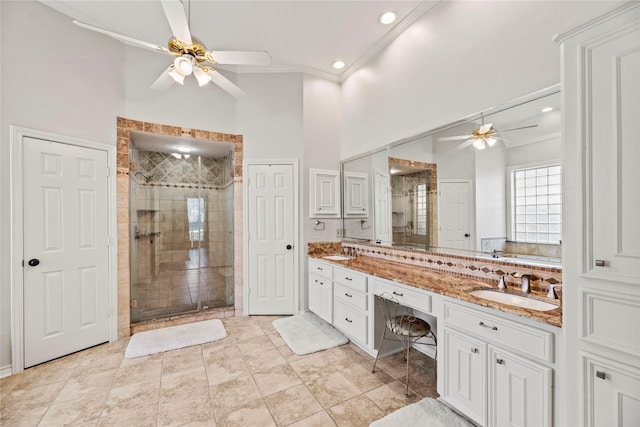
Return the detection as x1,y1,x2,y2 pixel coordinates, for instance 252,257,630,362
244,348,287,373
263,384,323,426
97,402,158,427
252,364,302,397
209,375,262,412
204,355,249,386
365,381,419,414
0,403,49,426
38,391,109,426
101,380,161,418
397,364,438,398
162,348,205,376
226,323,265,341
180,416,217,426
328,395,386,427
215,399,276,427
236,334,275,356
289,352,340,383
307,372,360,408
158,382,213,426
114,359,163,386
340,361,394,394
1,380,66,412
267,333,287,347
55,368,118,403
287,410,337,427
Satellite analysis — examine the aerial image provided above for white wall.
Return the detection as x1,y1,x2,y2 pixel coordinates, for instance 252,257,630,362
475,144,507,249
0,0,125,370
340,1,624,159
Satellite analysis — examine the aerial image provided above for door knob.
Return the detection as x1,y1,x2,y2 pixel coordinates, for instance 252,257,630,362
28,259,40,267
286,244,293,250
464,233,470,237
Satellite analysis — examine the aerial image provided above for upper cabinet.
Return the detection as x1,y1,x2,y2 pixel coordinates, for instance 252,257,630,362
309,168,340,218
344,172,369,217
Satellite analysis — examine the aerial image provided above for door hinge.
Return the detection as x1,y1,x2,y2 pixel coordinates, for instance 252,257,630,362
106,236,112,247
246,177,250,186
106,166,111,177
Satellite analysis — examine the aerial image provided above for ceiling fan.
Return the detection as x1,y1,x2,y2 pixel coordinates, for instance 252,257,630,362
73,0,271,97
438,122,538,150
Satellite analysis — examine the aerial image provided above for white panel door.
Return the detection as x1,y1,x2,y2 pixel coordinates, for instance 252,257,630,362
247,164,295,314
439,181,472,250
374,169,391,245
23,137,109,368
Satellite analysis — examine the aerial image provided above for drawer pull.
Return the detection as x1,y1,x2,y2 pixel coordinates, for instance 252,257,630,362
479,321,498,331
314,279,318,283
595,259,606,267
345,277,353,281
319,281,324,285
344,293,352,298
596,371,606,380
317,267,323,271
345,318,353,323
496,358,505,365
471,348,479,354
392,291,404,297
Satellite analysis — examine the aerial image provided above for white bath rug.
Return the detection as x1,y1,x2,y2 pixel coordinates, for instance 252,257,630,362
370,398,475,427
272,311,348,355
125,319,227,358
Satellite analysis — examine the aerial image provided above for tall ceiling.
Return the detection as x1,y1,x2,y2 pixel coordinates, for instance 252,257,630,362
40,0,438,81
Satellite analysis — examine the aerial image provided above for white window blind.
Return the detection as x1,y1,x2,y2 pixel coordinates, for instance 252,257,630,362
512,164,562,244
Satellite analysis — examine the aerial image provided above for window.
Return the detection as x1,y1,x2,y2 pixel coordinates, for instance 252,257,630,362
511,164,561,244
415,183,427,235
187,197,205,241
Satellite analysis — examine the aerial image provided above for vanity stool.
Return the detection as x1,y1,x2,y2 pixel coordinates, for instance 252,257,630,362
372,293,437,396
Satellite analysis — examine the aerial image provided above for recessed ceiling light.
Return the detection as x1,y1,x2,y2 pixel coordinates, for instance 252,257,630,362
541,107,553,113
332,60,346,70
176,146,192,153
379,11,397,25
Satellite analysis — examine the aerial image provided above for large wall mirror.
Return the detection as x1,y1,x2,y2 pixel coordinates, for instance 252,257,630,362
341,86,562,267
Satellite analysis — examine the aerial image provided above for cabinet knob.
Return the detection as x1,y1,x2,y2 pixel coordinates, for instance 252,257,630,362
496,358,505,365
596,371,606,380
317,267,323,271
595,259,606,267
471,348,479,354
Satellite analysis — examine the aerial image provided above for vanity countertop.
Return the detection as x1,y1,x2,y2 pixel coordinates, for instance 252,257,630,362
310,254,562,328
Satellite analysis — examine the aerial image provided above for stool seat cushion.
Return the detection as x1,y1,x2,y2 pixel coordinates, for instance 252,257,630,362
387,316,431,337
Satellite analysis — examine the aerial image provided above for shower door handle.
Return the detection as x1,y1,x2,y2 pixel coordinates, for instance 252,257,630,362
286,244,293,250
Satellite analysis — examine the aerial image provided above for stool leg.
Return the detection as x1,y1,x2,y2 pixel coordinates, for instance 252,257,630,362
372,327,388,373
405,337,411,396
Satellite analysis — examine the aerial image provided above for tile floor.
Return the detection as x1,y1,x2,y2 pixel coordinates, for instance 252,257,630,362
0,316,438,427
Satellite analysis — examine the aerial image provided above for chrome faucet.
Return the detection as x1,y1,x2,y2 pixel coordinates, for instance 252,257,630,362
520,274,531,294
547,284,563,299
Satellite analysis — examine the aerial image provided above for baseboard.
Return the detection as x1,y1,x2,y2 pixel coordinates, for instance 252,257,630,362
0,365,12,378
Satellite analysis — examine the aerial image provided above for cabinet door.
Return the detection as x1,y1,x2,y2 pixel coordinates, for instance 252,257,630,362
344,172,369,216
309,274,332,323
442,328,486,426
586,356,640,427
489,347,552,427
309,169,340,218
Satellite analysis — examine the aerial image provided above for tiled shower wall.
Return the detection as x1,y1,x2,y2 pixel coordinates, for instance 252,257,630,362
116,118,244,339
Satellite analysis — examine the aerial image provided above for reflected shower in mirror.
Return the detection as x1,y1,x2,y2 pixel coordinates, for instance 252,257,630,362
341,86,562,267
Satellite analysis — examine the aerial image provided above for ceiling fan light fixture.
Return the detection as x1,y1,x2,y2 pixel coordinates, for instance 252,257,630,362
193,66,212,86
486,137,497,147
174,54,194,76
473,139,487,150
168,66,185,84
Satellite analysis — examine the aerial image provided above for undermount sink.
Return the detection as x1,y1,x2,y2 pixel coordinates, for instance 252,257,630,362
469,289,559,312
322,255,352,261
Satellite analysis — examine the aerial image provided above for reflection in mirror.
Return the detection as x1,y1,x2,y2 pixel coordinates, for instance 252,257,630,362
341,86,562,267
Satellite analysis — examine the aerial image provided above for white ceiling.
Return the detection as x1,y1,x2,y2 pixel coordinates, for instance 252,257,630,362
40,0,438,81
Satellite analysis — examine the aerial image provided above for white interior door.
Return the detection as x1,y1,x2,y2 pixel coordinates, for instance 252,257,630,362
439,181,472,251
246,163,296,315
23,137,109,368
374,169,390,245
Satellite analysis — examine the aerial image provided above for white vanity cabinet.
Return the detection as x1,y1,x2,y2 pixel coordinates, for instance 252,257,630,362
441,301,553,427
309,169,340,218
308,259,333,323
558,3,640,425
332,266,369,346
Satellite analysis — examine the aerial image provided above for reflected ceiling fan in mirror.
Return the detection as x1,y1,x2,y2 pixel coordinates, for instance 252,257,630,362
439,120,538,150
73,0,270,97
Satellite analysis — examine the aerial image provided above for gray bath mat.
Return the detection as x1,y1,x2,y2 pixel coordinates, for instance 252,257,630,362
370,398,475,427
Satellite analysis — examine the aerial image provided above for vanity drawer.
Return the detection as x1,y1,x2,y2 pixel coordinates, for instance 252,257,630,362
373,279,432,313
309,259,333,280
444,302,554,363
334,301,367,344
334,283,367,311
334,267,367,292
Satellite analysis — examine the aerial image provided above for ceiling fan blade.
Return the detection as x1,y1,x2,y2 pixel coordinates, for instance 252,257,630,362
438,135,472,141
455,140,475,150
208,50,272,65
150,65,176,91
500,124,539,132
478,123,493,134
206,69,246,97
160,0,192,45
73,20,170,54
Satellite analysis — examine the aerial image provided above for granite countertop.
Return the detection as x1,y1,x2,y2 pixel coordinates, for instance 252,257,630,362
310,254,562,328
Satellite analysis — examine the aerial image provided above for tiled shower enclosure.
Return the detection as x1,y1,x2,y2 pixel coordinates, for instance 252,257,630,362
129,147,234,322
